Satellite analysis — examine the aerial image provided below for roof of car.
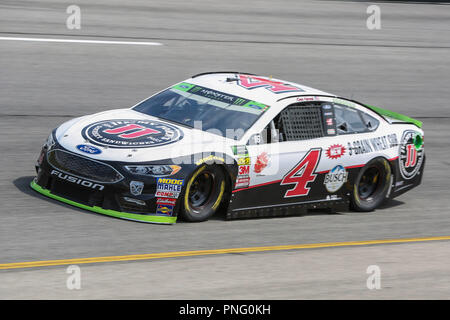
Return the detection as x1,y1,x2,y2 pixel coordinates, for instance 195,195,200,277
185,72,335,106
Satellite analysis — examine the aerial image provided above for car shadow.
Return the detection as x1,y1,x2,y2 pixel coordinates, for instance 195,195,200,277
378,199,405,210
13,176,174,225
13,176,37,198
13,176,107,218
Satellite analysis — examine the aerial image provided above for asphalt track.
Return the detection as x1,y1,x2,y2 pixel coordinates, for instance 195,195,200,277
0,0,450,299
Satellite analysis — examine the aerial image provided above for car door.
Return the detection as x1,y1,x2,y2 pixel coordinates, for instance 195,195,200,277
241,101,339,209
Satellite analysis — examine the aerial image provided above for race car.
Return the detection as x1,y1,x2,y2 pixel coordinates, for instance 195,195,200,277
31,71,425,224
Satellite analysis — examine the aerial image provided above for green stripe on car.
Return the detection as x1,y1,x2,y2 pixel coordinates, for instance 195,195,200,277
365,104,423,128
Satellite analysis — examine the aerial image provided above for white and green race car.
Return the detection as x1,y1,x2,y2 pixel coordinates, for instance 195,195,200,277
32,72,425,224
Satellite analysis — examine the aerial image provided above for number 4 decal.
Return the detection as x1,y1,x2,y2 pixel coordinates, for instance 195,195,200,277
281,148,321,198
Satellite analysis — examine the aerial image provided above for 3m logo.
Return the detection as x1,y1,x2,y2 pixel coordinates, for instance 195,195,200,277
239,165,250,175
237,75,304,94
405,144,417,168
104,124,160,139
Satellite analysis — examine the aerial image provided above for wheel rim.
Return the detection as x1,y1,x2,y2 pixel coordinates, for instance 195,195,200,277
188,171,215,210
358,166,381,200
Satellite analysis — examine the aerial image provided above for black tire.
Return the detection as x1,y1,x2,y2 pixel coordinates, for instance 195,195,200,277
351,157,392,212
179,165,226,222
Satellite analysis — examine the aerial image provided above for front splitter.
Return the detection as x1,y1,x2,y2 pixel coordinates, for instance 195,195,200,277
30,180,176,224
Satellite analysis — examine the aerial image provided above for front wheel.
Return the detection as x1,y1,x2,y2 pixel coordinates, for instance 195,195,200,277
179,165,226,222
351,157,392,212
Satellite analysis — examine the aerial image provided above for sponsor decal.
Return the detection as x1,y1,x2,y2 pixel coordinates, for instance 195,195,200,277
76,144,102,155
324,165,348,193
237,75,304,94
173,83,270,113
333,98,358,108
156,204,174,216
157,178,184,185
254,152,269,173
235,177,250,189
237,157,250,165
50,169,104,190
232,145,249,157
156,178,184,198
155,191,179,198
326,144,346,160
82,119,183,148
395,181,404,187
322,104,336,136
238,165,250,176
399,131,424,180
347,133,398,156
156,197,177,206
195,155,225,166
326,194,341,201
242,101,270,111
130,180,144,196
232,145,251,188
123,197,146,206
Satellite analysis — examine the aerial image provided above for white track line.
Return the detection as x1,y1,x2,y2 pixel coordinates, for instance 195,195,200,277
0,36,163,46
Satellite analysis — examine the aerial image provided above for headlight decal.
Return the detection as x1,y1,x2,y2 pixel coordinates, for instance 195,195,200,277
124,165,181,177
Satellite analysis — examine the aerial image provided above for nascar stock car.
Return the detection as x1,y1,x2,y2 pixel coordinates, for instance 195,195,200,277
31,72,425,224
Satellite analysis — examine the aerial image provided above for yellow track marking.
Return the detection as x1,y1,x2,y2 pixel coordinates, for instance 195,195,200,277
1,236,450,270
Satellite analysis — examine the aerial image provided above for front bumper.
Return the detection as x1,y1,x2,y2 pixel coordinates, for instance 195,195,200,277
31,143,180,224
30,180,176,224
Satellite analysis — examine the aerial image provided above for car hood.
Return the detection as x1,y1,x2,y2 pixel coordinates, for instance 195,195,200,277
55,108,235,162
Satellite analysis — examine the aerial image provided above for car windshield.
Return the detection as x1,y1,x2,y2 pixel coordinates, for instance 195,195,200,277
132,82,270,140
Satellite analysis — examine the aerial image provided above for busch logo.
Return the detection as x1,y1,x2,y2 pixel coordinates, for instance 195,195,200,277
324,165,348,193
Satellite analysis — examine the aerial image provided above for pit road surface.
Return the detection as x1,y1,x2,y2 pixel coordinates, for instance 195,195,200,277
0,0,449,299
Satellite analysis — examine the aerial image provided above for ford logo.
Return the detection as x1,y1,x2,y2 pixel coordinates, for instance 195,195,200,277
76,144,102,155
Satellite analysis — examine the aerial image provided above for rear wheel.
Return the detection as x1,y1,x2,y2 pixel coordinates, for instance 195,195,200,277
180,165,226,222
351,157,392,212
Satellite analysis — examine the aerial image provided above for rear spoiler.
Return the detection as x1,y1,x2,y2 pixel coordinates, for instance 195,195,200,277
364,105,423,128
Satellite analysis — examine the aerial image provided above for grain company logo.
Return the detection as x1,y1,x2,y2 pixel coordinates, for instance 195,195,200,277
324,165,348,193
326,144,346,159
399,130,424,180
82,119,183,148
